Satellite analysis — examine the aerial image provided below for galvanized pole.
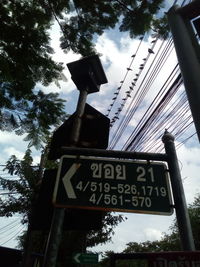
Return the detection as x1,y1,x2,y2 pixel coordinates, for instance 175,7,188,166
167,4,200,142
70,89,88,146
43,89,88,267
162,130,195,250
42,208,65,267
22,149,47,267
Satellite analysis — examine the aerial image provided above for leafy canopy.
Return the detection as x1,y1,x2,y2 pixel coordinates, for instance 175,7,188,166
0,0,168,148
0,0,65,95
0,84,66,149
0,0,68,148
1,0,167,93
60,0,167,55
0,149,40,224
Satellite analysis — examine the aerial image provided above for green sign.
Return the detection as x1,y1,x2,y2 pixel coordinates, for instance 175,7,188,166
53,155,173,215
73,253,98,264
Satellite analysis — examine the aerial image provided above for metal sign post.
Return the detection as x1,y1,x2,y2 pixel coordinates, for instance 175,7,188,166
162,130,195,251
53,155,173,215
167,1,200,142
42,90,88,267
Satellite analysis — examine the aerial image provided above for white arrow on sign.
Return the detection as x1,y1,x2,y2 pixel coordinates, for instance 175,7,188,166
62,163,81,199
74,253,81,263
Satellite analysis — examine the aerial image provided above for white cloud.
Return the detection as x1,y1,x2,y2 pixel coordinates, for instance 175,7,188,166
95,33,146,86
37,23,82,96
0,132,25,145
143,228,163,241
178,144,200,166
0,132,41,165
50,23,80,65
177,143,200,203
0,133,27,164
92,213,175,254
32,155,41,165
2,147,24,160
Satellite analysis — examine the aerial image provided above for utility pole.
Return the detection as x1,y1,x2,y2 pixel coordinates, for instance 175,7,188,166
167,1,200,142
162,130,195,251
22,149,47,267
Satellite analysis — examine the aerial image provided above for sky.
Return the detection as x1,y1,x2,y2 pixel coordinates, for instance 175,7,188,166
0,0,200,256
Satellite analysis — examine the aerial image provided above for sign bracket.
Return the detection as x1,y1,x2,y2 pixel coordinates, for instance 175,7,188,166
60,146,168,162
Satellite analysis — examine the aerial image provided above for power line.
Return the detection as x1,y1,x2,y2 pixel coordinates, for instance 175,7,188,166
0,226,25,246
106,36,145,118
108,36,175,149
0,224,22,240
106,0,194,152
0,219,20,234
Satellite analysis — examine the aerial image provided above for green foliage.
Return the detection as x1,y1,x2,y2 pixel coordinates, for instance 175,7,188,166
123,234,181,254
60,0,167,55
0,87,66,149
118,0,165,37
0,0,169,91
1,0,168,89
0,149,40,223
188,195,200,249
0,0,169,148
60,0,121,55
86,213,125,248
152,15,170,39
0,0,64,95
0,1,68,149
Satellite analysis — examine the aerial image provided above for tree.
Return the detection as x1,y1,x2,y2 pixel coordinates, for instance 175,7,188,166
0,0,65,95
86,213,124,248
122,234,181,255
1,0,167,94
1,0,169,148
1,0,169,92
60,0,168,55
187,195,200,250
0,149,40,223
0,0,67,148
1,88,66,149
